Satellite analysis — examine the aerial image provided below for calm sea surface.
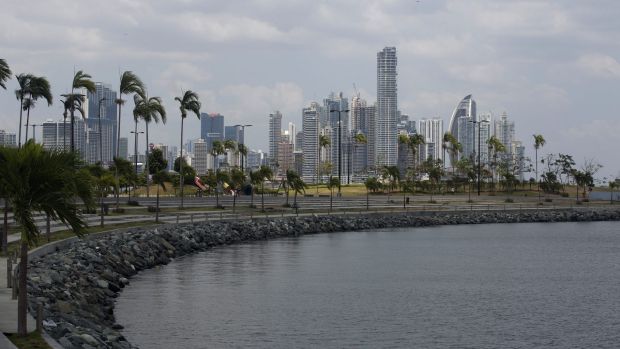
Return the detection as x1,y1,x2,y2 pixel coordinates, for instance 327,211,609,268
116,222,620,348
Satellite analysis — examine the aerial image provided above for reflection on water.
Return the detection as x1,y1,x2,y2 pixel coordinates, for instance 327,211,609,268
116,221,620,348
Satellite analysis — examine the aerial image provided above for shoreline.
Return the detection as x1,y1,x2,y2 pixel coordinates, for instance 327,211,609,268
27,208,620,349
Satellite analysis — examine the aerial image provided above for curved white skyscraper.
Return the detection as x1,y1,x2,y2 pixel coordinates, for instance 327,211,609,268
447,94,477,165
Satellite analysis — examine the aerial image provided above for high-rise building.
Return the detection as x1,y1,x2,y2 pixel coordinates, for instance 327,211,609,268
0,130,17,147
277,141,294,175
288,122,296,147
324,92,349,180
269,111,282,167
193,139,208,175
200,113,224,150
448,95,477,165
224,125,244,144
494,112,514,155
476,113,492,166
419,117,444,162
119,137,128,160
295,131,303,151
87,83,118,159
41,119,87,158
365,104,377,171
376,46,398,167
86,118,115,165
302,105,320,183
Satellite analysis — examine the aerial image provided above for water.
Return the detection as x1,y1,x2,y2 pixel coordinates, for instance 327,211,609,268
116,222,620,348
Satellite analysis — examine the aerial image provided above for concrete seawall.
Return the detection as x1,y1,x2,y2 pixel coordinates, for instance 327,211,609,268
26,208,620,348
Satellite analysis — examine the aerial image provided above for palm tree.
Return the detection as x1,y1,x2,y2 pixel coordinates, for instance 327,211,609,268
238,143,248,170
114,72,145,209
364,177,379,210
327,176,340,212
148,148,168,222
23,76,52,142
67,71,96,152
223,139,237,167
116,71,145,158
398,134,425,180
15,74,34,148
0,59,11,89
352,132,367,177
249,169,262,208
211,140,225,170
174,90,201,209
0,141,94,336
487,136,506,192
258,165,273,211
133,93,166,197
230,168,246,213
381,165,401,201
60,95,85,151
288,170,307,209
318,134,330,189
533,134,546,202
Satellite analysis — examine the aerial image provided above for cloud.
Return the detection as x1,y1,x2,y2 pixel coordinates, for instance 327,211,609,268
576,53,620,78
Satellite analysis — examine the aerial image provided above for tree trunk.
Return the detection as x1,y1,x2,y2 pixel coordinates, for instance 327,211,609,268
233,190,237,213
180,117,185,209
261,184,265,211
46,214,51,242
2,201,8,254
18,97,23,148
156,186,160,223
145,122,150,198
366,189,369,210
329,190,333,212
70,107,75,152
115,102,122,210
17,240,28,336
25,107,31,142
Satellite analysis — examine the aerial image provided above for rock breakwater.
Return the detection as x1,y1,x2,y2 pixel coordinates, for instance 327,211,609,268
27,209,620,348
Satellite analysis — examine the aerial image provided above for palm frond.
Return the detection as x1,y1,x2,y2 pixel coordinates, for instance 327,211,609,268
29,76,53,106
72,70,96,93
0,58,12,89
120,71,145,95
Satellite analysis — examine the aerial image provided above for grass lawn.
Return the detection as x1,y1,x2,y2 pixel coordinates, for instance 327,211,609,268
5,331,53,349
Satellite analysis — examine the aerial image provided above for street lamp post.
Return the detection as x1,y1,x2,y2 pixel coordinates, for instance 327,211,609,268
469,119,489,196
233,124,252,173
30,124,41,143
330,108,349,197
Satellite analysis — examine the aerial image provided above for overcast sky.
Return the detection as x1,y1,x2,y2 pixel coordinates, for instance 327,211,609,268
1,0,619,179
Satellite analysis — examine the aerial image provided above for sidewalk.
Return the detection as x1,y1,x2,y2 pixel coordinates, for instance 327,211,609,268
0,257,36,334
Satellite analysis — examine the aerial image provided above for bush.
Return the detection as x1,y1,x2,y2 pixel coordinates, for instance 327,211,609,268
147,206,160,213
576,201,583,205
127,200,140,206
83,208,97,214
560,192,569,197
545,198,553,202
504,198,514,203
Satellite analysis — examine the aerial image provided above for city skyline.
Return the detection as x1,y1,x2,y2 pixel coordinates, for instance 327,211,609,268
1,0,619,177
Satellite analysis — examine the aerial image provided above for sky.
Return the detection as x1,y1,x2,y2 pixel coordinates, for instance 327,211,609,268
1,0,619,179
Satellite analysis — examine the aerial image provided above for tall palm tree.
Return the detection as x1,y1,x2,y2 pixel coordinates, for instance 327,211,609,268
288,170,307,209
238,143,248,169
68,71,96,152
533,134,546,202
60,95,85,151
398,134,425,179
0,141,94,336
23,76,52,141
116,71,145,158
327,176,340,212
230,168,246,213
487,135,506,192
318,134,330,186
0,59,11,89
223,139,237,167
133,93,166,197
174,90,201,209
258,165,273,211
210,141,226,207
352,132,367,177
15,74,34,147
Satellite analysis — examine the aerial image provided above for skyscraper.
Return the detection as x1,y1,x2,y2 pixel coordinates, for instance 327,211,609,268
448,95,477,165
0,130,17,147
200,113,224,150
302,105,319,183
119,137,128,160
193,139,208,175
377,47,398,167
419,117,444,162
87,83,118,160
269,111,282,167
224,125,244,144
324,92,349,180
494,112,515,154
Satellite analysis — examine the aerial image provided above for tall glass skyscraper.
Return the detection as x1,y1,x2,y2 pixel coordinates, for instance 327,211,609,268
200,113,224,151
87,83,117,163
448,94,477,165
376,47,398,166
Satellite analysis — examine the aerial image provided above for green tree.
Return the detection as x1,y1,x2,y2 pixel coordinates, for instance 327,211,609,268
148,148,168,221
286,170,306,208
424,158,444,202
67,71,96,152
257,165,273,211
0,58,11,89
223,139,237,167
229,168,246,213
114,71,145,208
216,170,230,209
173,157,196,184
381,165,400,201
318,134,330,187
364,177,380,210
14,74,34,147
610,180,618,204
487,136,506,192
327,176,340,212
133,93,166,197
0,142,95,336
86,163,115,227
60,94,86,151
249,169,262,208
174,90,201,208
22,76,53,142
533,134,546,202
352,132,367,176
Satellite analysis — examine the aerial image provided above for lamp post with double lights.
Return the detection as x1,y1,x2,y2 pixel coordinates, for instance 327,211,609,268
330,108,349,197
469,119,490,196
233,124,252,173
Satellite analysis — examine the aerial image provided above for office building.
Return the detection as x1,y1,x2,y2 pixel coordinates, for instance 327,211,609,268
376,46,398,166
418,117,443,162
448,94,477,165
0,130,16,147
193,139,208,175
269,111,282,167
200,113,224,150
119,137,128,160
87,83,118,158
302,105,320,183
